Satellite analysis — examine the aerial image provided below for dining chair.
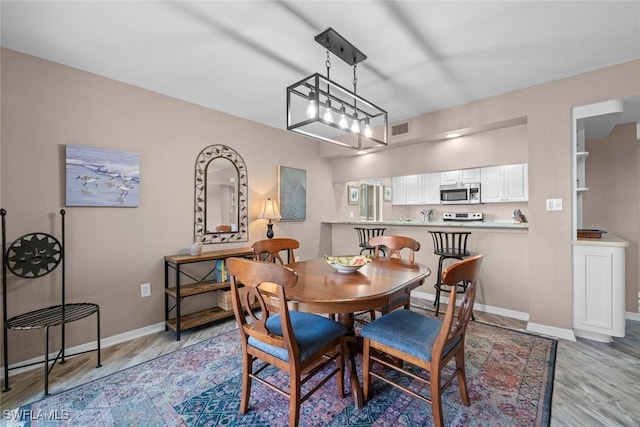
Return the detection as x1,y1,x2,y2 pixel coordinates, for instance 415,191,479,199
367,235,421,320
215,224,231,232
361,254,483,427
226,257,347,427
252,237,300,264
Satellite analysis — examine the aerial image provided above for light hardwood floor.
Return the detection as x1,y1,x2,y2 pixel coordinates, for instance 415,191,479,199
1,304,639,427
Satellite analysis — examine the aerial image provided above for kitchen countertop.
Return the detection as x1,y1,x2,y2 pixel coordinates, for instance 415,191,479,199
323,219,529,229
572,234,629,247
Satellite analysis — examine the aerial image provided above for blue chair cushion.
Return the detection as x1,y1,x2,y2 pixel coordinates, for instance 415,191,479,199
248,311,347,362
361,309,460,362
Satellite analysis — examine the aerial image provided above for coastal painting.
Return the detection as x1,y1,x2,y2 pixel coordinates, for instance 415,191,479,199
66,144,140,207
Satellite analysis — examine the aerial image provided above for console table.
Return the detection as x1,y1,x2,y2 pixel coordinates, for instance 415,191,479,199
164,247,253,340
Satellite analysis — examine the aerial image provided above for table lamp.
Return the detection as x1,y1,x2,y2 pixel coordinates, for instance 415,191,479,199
257,198,281,239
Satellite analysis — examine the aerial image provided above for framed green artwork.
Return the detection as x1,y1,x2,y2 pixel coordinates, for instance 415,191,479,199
278,166,306,221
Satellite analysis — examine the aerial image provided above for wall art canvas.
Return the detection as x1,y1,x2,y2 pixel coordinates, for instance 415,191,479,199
348,185,359,205
278,166,306,221
66,144,140,207
384,185,392,201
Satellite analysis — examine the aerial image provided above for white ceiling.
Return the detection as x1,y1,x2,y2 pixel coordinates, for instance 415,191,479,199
2,1,640,138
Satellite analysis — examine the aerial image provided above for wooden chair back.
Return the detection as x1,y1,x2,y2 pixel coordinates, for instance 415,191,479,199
433,254,482,361
369,235,420,262
252,238,300,264
227,257,298,358
215,224,231,232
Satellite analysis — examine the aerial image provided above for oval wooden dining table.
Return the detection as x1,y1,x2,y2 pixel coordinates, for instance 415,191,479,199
284,256,431,409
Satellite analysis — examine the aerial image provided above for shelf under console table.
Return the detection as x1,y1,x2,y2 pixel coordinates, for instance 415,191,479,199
164,247,254,341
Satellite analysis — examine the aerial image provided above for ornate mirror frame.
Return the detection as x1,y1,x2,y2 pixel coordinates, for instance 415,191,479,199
194,144,248,244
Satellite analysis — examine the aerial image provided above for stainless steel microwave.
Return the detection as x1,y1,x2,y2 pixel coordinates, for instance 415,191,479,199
440,183,481,204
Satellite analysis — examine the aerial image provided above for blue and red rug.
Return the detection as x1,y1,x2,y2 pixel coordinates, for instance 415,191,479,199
14,321,556,426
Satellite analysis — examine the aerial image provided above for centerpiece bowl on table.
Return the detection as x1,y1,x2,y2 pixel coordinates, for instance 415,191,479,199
324,255,371,273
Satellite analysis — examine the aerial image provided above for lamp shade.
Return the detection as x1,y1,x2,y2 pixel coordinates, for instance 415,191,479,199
258,198,281,221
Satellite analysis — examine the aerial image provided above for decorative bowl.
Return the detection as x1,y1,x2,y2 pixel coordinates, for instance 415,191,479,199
324,255,371,273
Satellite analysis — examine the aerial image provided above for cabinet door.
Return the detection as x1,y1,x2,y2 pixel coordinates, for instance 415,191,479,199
392,176,406,205
440,170,461,185
404,174,424,204
504,163,528,201
460,168,481,183
424,173,441,204
480,163,528,203
480,166,502,203
441,168,480,184
573,243,626,338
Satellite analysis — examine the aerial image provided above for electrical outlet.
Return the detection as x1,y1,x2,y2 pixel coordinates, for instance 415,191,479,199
140,283,151,298
546,198,562,211
295,256,300,262
349,211,354,219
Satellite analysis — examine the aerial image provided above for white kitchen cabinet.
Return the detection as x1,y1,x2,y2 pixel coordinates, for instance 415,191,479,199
392,176,405,205
572,236,628,342
440,168,480,185
424,173,441,204
404,174,425,204
480,163,528,203
392,173,439,205
503,163,528,201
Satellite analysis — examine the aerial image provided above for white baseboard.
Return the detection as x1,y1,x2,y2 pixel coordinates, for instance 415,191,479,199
414,291,578,341
1,321,165,380
412,291,530,321
527,322,576,342
626,311,640,322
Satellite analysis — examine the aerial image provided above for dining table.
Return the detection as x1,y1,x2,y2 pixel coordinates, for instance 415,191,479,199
284,256,431,409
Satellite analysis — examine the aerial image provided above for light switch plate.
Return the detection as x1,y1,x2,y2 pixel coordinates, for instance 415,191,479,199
546,198,562,211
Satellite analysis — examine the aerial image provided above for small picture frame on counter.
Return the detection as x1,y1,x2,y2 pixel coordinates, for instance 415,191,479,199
383,185,392,202
348,185,359,205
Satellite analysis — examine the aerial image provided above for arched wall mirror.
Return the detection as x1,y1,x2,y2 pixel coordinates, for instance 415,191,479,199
194,144,248,244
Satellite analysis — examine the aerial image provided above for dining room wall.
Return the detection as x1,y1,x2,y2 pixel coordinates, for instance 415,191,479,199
0,48,334,364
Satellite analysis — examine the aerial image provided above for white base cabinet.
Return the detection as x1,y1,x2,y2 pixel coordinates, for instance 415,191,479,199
572,236,628,342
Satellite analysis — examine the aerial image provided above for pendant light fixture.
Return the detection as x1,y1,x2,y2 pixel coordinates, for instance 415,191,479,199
286,28,388,151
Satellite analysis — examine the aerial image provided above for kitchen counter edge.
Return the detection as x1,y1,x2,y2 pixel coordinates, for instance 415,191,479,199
572,234,629,247
323,220,528,229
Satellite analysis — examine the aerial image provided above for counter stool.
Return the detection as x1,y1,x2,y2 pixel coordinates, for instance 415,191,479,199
428,231,472,316
355,227,386,256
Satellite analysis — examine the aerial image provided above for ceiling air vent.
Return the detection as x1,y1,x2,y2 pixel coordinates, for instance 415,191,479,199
391,121,410,137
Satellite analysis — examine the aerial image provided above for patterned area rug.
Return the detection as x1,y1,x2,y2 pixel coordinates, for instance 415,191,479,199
14,321,556,426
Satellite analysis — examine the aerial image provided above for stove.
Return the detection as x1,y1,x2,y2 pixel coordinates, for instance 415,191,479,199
443,212,483,222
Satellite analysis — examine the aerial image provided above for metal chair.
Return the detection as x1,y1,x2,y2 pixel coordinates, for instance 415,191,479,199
355,227,386,256
428,231,472,316
361,255,483,427
1,209,101,396
226,257,347,427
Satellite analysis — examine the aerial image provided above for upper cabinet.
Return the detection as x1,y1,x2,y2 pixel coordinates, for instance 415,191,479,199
392,173,440,205
424,173,441,204
480,163,528,203
391,163,528,205
440,168,481,185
